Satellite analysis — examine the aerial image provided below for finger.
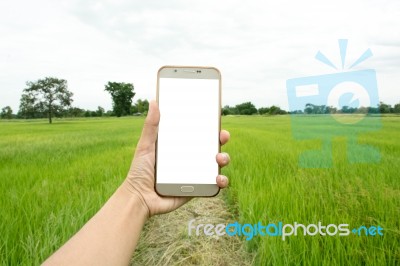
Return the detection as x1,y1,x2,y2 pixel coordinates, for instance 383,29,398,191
217,175,229,188
216,152,230,167
136,100,160,153
220,130,230,145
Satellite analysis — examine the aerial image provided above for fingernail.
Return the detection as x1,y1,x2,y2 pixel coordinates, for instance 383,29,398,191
221,176,227,185
219,176,228,187
222,152,230,163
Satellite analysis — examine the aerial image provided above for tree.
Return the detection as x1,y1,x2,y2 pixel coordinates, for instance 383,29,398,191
96,106,105,117
134,99,149,114
304,103,330,114
105,82,135,117
235,102,257,115
18,92,38,119
131,99,149,115
131,105,138,114
367,106,379,114
68,107,85,117
258,107,270,115
289,110,304,114
378,102,391,114
104,110,114,117
304,103,314,114
269,105,281,115
1,106,13,119
355,106,368,114
326,106,337,114
19,77,73,123
341,105,350,113
222,105,238,115
394,103,400,114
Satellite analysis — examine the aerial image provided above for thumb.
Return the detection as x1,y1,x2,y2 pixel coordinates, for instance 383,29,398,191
136,100,160,153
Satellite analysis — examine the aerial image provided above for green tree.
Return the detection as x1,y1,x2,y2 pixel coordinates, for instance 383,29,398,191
394,103,400,113
368,106,379,114
269,105,281,115
378,101,391,114
0,106,13,119
222,105,238,115
304,103,314,114
68,107,85,117
134,99,149,114
96,106,105,117
290,110,304,114
235,102,257,115
18,92,39,119
355,106,368,114
326,106,337,114
104,110,114,117
304,103,330,114
130,105,138,114
19,77,73,123
104,82,135,117
269,105,278,115
258,107,270,115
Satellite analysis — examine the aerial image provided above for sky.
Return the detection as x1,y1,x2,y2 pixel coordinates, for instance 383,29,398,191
1,0,399,112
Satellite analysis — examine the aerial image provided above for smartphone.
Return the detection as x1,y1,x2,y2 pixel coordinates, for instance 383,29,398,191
155,66,221,197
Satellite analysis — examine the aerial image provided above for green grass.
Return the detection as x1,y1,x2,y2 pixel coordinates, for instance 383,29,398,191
221,115,400,265
0,117,144,265
1,116,399,265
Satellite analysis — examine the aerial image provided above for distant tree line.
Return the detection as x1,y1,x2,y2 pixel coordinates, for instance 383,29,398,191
222,101,400,116
291,102,400,115
2,77,400,121
222,102,287,115
0,77,149,123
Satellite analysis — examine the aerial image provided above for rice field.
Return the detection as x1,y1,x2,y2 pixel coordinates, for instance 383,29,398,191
0,118,142,265
222,115,400,265
0,115,399,265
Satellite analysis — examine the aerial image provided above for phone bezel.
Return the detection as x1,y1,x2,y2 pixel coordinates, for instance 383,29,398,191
155,66,221,197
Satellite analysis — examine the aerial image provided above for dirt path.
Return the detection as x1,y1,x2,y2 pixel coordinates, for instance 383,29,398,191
131,194,255,265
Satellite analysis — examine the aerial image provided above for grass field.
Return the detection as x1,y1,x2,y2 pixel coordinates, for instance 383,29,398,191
0,116,399,265
0,118,142,265
221,115,400,265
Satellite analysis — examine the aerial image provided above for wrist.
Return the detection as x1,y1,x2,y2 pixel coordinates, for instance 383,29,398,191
119,180,150,220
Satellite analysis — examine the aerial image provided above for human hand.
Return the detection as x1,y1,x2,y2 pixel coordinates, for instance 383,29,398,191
122,100,230,217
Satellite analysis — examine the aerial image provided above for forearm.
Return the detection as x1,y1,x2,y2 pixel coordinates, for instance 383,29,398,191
43,184,148,266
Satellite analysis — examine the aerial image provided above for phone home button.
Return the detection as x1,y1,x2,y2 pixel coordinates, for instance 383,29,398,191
180,186,194,193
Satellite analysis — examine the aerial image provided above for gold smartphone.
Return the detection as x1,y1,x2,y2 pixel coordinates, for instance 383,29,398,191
155,66,221,197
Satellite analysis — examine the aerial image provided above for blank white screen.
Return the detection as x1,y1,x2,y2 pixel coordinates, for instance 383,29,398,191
157,78,219,184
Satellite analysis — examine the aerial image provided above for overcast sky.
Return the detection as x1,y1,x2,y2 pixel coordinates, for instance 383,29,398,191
1,0,399,112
